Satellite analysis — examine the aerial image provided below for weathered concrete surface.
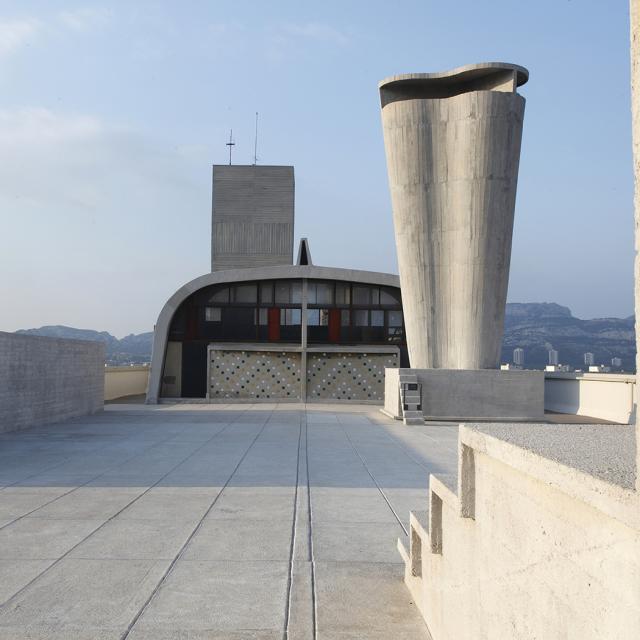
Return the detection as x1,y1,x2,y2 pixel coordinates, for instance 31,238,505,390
211,164,295,271
400,422,640,639
631,0,640,491
385,368,544,421
379,63,528,369
0,332,104,434
0,403,452,638
545,372,636,424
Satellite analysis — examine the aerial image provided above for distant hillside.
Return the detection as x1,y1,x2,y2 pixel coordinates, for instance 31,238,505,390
502,303,635,370
16,303,637,371
15,326,153,366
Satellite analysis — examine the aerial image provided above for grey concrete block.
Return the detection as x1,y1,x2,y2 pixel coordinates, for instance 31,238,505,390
0,332,104,434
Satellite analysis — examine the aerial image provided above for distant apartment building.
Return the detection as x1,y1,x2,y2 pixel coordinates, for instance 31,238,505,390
548,349,559,366
584,352,595,366
513,348,525,366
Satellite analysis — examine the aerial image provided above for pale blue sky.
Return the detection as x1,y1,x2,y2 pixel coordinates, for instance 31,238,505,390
0,1,634,336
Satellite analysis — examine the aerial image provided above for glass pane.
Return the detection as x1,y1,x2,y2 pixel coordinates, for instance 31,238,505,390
319,309,329,326
371,288,380,305
335,283,350,305
257,308,268,325
275,281,290,304
371,310,384,327
205,307,221,322
354,310,368,326
388,310,403,327
307,309,320,326
316,283,333,305
281,308,302,325
232,284,257,303
307,283,317,305
260,282,273,304
209,287,229,303
341,310,350,326
352,286,370,305
291,281,302,304
380,287,401,305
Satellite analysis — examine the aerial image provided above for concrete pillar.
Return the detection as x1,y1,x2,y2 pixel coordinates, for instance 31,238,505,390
379,63,529,369
631,0,640,492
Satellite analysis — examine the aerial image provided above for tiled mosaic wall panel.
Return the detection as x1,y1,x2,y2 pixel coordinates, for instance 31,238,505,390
306,352,399,402
209,350,302,399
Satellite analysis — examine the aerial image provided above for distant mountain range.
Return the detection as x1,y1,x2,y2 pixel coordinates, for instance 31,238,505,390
15,302,637,371
501,303,635,371
15,326,154,366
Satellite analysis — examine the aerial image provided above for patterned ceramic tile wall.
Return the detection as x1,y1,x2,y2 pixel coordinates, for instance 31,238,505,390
306,352,399,401
209,350,302,399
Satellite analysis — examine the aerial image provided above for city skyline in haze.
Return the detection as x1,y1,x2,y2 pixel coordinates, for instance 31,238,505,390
0,1,635,337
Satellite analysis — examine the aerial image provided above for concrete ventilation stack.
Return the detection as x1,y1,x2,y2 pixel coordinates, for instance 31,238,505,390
379,63,529,369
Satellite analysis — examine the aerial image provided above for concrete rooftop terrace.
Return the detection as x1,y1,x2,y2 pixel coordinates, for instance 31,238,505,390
0,403,461,639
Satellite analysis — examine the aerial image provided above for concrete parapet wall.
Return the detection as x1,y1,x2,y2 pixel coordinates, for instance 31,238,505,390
545,373,636,424
104,366,150,401
386,368,544,421
401,424,640,639
0,331,104,433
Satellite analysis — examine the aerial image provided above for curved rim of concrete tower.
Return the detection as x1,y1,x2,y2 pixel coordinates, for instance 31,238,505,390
378,61,529,91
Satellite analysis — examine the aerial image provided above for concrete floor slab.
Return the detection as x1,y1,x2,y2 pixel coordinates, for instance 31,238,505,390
314,561,432,639
0,517,104,559
183,517,293,561
0,403,457,638
0,558,169,640
69,517,198,560
313,521,406,564
130,559,289,634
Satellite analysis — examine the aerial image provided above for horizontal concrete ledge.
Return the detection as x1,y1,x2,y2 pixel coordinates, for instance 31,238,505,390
379,62,529,89
379,62,529,106
105,365,150,372
545,372,636,383
208,343,399,354
461,424,639,529
159,397,384,405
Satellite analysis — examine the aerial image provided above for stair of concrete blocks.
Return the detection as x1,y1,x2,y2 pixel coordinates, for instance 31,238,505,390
397,423,640,640
399,372,424,425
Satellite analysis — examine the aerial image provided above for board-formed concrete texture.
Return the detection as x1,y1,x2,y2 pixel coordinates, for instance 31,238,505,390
211,164,295,271
0,403,452,638
385,368,544,421
0,332,104,434
379,63,528,369
398,421,639,640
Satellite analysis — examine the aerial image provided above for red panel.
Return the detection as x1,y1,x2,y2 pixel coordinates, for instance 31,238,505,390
328,309,340,343
268,308,280,341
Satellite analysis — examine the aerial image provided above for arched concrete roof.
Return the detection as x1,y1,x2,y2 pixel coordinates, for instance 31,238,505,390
147,265,401,403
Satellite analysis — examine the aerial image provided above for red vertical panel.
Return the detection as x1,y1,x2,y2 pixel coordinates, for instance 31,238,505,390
268,308,280,341
328,309,340,343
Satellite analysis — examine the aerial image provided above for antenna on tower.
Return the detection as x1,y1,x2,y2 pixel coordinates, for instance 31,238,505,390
253,112,259,165
226,129,235,166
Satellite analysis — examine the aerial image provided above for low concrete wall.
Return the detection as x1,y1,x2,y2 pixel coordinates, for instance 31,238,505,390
0,331,104,433
545,372,636,424
104,366,150,401
386,368,544,421
400,424,640,639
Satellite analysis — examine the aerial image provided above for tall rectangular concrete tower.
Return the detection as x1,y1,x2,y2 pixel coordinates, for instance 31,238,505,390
211,165,295,271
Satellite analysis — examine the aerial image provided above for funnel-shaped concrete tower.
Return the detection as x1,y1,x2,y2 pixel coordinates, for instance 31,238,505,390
380,62,528,369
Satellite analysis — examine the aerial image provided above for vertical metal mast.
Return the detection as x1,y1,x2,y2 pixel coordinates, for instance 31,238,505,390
226,129,235,165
